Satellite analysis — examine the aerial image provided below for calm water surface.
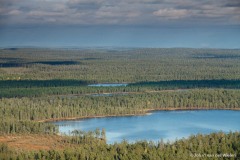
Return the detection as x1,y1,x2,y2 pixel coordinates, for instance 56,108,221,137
53,110,240,144
88,83,128,87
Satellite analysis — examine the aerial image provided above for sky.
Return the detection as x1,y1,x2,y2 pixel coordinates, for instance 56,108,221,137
0,0,240,48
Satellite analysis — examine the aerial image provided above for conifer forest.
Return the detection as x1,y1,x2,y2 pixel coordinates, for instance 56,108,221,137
0,48,240,159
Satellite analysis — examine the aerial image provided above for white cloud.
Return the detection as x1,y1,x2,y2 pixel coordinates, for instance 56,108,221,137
153,8,190,19
8,9,22,15
0,0,239,26
28,11,65,17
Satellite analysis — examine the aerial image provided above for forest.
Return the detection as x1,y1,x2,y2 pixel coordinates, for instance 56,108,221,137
0,132,239,160
0,48,240,159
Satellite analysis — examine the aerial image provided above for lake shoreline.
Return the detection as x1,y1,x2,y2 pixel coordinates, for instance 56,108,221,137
38,107,240,123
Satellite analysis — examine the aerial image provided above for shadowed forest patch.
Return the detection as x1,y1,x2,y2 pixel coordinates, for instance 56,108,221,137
192,53,240,59
31,61,80,65
0,61,81,67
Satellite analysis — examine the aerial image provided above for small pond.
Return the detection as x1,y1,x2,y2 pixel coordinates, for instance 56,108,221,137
88,83,128,87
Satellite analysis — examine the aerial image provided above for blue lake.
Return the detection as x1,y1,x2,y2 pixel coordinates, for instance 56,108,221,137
53,110,240,144
88,83,128,87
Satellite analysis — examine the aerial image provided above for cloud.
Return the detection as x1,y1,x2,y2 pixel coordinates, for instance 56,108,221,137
224,0,240,7
67,0,102,11
153,8,190,19
28,11,65,17
7,9,22,16
0,0,239,26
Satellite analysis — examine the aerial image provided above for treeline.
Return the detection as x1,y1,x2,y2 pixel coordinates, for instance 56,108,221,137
1,79,240,98
130,79,240,89
0,132,239,159
0,80,89,89
1,48,240,82
0,89,239,134
0,89,239,125
67,129,106,144
0,120,58,134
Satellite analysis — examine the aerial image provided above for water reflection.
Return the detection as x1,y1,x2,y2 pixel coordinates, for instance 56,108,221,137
53,110,240,144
